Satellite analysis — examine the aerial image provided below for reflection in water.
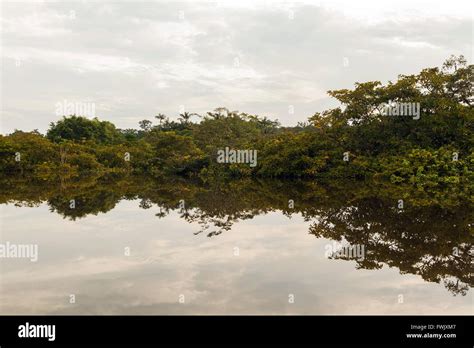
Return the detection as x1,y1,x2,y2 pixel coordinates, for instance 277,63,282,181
0,175,472,314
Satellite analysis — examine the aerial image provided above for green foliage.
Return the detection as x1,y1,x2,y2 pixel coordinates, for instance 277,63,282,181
47,116,123,144
255,131,331,177
192,108,264,157
145,130,205,175
0,131,57,173
1,56,471,184
376,147,474,206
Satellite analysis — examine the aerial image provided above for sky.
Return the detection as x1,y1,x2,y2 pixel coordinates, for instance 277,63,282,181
1,0,473,133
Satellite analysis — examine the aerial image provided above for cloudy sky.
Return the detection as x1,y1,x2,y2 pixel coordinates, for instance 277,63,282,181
1,0,472,133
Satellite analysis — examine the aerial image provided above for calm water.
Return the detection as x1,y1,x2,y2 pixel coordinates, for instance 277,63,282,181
0,176,472,314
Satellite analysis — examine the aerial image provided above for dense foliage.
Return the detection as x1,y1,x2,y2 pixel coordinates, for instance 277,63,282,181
1,56,472,194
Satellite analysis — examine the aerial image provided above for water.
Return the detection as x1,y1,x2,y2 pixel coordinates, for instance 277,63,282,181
0,176,472,314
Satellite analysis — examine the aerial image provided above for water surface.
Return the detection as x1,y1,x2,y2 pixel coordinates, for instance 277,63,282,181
0,176,472,314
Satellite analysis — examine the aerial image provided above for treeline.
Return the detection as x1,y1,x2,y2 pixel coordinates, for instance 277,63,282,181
1,56,472,189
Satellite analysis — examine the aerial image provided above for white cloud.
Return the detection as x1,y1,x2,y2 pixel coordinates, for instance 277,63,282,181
1,0,472,133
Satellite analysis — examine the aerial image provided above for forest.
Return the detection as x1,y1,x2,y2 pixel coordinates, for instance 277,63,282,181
0,56,472,197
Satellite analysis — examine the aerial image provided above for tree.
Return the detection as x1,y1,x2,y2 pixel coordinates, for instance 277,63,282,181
47,116,122,144
178,112,200,125
154,113,167,126
145,131,205,175
138,119,153,132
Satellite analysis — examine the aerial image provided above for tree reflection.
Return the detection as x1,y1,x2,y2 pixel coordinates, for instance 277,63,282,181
0,174,471,295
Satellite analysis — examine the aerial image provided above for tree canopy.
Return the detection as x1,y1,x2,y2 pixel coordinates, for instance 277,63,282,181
0,56,471,189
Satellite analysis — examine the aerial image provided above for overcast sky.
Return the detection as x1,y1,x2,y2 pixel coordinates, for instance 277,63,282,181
1,0,472,133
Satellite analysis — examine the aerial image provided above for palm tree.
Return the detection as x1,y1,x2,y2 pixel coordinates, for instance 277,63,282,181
154,113,167,126
178,112,201,124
